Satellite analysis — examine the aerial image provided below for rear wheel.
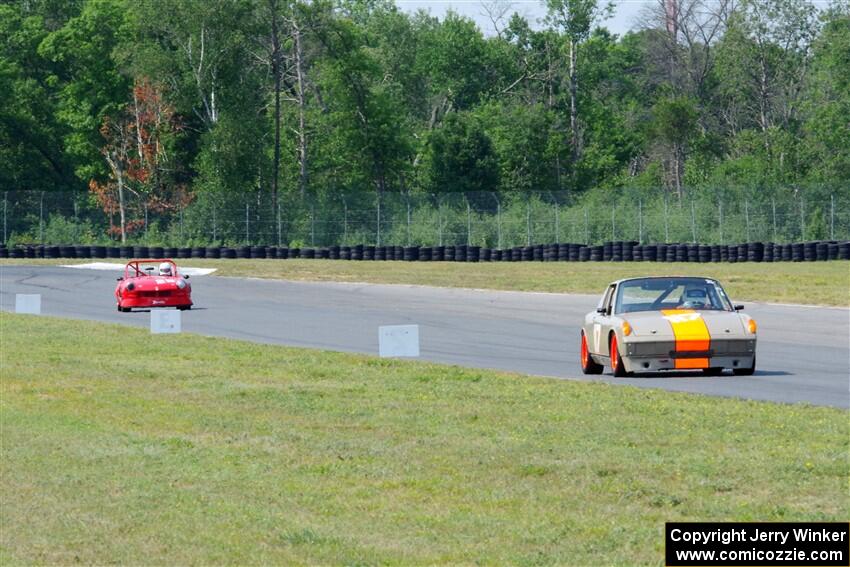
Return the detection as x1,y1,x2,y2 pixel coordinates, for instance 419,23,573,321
178,305,191,311
733,356,756,376
610,334,629,377
580,332,603,375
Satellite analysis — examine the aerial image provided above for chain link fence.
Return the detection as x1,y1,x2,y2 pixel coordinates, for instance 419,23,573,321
3,186,848,247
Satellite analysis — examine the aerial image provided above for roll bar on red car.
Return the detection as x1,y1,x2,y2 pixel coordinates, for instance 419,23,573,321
123,259,179,278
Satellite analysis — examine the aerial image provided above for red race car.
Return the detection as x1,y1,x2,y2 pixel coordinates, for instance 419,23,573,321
115,259,193,312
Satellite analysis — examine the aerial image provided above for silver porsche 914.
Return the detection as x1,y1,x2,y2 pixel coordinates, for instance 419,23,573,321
580,276,757,377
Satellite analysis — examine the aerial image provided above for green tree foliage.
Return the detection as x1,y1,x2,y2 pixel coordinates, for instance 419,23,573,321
803,10,850,182
310,0,413,195
574,29,646,190
425,112,498,194
37,0,131,180
545,0,613,165
0,1,82,191
3,0,846,243
476,102,558,194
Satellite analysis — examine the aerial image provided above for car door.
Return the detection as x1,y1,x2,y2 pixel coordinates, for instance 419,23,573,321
591,283,617,355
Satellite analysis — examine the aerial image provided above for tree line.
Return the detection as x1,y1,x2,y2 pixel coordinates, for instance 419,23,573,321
1,0,848,243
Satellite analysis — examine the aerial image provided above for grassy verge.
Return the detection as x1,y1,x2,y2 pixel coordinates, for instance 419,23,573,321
4,258,849,306
2,313,847,564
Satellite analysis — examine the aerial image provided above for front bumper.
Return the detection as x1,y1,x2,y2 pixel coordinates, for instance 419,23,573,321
619,354,756,372
117,293,192,309
618,338,756,372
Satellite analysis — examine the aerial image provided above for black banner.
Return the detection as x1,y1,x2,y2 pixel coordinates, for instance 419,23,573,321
666,522,849,566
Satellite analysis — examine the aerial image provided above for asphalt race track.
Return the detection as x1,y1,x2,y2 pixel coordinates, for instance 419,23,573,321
2,265,848,408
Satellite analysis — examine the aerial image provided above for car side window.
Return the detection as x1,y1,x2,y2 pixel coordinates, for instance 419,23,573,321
605,285,617,314
596,291,608,311
599,284,616,315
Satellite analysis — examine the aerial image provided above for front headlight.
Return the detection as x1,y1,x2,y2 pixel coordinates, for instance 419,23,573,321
176,279,186,289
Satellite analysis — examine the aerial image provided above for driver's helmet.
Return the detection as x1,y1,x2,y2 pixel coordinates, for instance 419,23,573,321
158,262,173,276
682,285,708,305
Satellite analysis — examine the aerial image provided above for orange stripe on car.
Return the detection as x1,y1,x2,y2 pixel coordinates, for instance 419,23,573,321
662,309,710,369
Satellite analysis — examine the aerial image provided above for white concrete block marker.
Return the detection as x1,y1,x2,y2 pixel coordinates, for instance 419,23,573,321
15,294,41,315
151,309,181,334
379,324,420,358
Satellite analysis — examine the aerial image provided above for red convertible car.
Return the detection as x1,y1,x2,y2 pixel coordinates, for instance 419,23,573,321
115,259,193,312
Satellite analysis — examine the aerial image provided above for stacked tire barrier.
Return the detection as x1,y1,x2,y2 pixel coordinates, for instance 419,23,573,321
2,240,849,262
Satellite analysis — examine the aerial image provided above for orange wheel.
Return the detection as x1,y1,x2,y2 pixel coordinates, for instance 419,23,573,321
610,334,628,377
580,332,603,375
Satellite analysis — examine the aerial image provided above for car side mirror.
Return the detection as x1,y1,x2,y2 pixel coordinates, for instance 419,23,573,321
596,307,607,314
117,277,123,281
734,304,744,311
183,274,189,279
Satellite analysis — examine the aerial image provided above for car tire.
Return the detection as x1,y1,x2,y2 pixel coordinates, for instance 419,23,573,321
580,332,604,375
733,356,756,376
702,367,725,376
610,334,630,377
178,305,191,311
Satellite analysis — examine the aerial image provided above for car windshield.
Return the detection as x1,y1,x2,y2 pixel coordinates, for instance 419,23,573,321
130,262,173,277
614,277,733,314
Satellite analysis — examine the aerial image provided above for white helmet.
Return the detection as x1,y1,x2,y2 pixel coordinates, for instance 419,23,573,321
158,262,172,276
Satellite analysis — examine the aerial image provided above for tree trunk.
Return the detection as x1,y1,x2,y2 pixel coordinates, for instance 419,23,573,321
270,0,282,222
569,38,579,165
117,168,127,244
294,24,309,199
673,142,684,200
759,50,771,154
547,39,562,193
132,87,145,166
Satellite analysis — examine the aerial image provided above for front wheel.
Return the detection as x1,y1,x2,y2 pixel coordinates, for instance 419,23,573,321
580,332,603,375
610,334,629,377
178,305,192,311
733,356,756,376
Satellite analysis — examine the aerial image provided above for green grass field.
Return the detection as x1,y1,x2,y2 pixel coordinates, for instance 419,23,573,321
3,258,849,306
2,313,847,564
